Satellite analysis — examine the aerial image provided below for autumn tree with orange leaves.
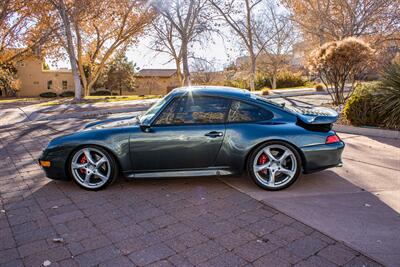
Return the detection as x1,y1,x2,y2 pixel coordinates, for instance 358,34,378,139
0,0,56,64
0,0,58,96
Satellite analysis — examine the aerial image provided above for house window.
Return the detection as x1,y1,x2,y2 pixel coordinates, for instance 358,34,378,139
62,81,68,90
33,81,39,85
47,80,53,90
17,61,25,67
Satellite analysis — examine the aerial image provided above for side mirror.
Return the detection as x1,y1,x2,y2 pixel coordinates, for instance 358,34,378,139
140,123,152,133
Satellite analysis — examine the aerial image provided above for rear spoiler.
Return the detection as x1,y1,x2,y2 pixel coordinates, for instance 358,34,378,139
291,107,339,125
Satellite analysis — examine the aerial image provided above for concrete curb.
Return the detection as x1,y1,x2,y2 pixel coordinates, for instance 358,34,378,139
267,91,327,99
333,124,400,139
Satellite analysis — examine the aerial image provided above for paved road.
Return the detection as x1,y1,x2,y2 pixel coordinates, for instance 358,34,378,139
0,119,381,267
0,98,157,126
222,133,400,267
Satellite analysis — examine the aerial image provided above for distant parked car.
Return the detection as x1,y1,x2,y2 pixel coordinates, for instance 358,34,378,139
39,86,344,191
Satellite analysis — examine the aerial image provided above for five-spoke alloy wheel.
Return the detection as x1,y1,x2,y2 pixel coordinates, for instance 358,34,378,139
69,146,117,190
248,141,301,190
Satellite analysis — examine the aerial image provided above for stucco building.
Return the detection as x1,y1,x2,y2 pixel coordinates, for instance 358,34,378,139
14,56,75,97
8,56,181,97
133,69,181,95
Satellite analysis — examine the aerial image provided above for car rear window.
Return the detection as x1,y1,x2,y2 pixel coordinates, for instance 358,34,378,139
228,100,274,122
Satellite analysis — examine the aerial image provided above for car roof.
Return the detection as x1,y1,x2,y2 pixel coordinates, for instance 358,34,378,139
171,86,252,99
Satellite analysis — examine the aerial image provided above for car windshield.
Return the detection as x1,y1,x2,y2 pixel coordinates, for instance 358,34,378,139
139,97,168,124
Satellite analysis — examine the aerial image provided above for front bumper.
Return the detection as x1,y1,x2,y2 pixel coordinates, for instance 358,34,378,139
39,150,70,181
301,141,345,173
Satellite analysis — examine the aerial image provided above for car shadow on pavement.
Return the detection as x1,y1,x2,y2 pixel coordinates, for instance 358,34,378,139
221,170,400,267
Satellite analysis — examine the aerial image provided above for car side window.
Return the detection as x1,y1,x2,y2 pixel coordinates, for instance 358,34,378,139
228,100,274,122
154,98,180,125
154,96,230,125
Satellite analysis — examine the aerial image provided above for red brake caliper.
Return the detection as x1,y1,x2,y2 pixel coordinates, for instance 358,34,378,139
79,155,87,174
257,153,269,173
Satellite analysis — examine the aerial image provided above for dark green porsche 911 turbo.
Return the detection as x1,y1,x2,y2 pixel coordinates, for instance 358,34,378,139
39,86,344,191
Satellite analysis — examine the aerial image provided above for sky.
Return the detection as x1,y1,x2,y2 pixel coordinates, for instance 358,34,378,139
49,31,242,71
126,33,241,71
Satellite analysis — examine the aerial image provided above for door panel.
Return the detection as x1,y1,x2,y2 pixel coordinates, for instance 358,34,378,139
130,95,231,172
130,124,225,171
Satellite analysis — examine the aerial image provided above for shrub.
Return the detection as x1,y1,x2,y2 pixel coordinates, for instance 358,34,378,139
39,92,57,98
255,71,306,89
343,83,382,127
261,88,269,95
308,37,374,105
275,71,306,88
315,84,324,91
375,63,400,129
223,79,249,90
91,90,112,96
59,91,74,97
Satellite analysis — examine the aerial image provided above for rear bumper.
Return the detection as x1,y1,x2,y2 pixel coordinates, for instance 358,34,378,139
301,141,345,173
39,150,70,181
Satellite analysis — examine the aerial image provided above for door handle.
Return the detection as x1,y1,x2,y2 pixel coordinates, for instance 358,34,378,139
205,131,224,138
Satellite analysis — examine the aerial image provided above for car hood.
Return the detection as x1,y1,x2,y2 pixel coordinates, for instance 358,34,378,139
84,116,140,130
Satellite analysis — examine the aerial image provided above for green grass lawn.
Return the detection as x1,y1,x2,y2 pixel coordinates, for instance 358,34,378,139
0,97,41,103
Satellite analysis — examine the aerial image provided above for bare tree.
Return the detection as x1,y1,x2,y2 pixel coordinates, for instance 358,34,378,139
209,0,264,91
151,0,213,86
191,58,216,84
151,16,183,85
284,0,400,46
255,2,296,89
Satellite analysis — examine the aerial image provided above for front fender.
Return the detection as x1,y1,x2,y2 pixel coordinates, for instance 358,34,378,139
44,128,133,175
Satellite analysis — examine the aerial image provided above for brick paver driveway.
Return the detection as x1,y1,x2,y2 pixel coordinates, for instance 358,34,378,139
0,120,381,267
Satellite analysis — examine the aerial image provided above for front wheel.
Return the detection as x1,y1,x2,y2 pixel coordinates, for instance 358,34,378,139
248,141,301,190
69,146,117,190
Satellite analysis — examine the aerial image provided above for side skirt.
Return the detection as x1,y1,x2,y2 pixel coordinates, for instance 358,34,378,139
124,168,237,179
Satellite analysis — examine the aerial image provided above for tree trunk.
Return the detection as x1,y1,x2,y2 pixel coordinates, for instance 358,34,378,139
272,72,277,90
58,1,82,100
175,58,183,86
85,83,90,96
318,26,325,46
181,40,190,86
245,0,256,91
249,54,256,91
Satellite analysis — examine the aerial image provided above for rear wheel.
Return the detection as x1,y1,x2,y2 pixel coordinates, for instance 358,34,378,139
69,146,117,190
248,141,301,190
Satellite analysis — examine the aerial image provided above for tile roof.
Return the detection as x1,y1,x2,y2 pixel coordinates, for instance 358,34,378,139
137,69,177,77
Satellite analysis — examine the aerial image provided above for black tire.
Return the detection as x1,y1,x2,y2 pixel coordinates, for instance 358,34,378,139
247,141,302,191
68,145,118,191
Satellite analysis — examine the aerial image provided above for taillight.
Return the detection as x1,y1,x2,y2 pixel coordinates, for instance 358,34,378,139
326,134,341,144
